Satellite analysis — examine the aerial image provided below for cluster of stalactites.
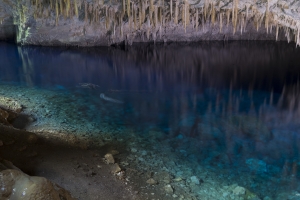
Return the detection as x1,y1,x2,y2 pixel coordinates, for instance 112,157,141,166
29,0,300,46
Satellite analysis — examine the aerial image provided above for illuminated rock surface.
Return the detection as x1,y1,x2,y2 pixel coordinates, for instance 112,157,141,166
0,160,75,200
0,0,300,46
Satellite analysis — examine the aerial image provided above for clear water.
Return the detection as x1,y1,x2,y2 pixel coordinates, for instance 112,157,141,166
1,41,300,199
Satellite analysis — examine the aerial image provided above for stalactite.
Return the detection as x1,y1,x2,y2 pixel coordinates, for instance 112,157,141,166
196,8,198,31
219,12,222,32
185,0,191,26
265,0,269,33
204,0,207,20
184,1,187,32
159,7,162,24
120,13,124,38
59,0,63,14
154,6,158,27
150,0,154,25
85,1,88,22
226,9,230,27
74,0,78,17
141,0,145,24
240,14,243,34
175,1,178,24
105,7,109,29
127,0,130,17
170,0,172,22
123,0,126,15
211,3,215,25
134,6,137,30
66,0,70,17
55,0,59,25
139,5,142,29
147,17,150,40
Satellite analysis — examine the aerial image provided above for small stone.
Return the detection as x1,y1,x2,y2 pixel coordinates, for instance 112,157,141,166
104,153,115,164
164,184,173,194
111,163,122,173
173,177,182,182
0,140,3,146
146,178,157,185
232,186,246,196
131,148,137,153
190,176,200,185
172,194,178,198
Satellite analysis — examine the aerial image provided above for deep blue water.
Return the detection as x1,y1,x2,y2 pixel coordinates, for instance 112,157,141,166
1,41,300,198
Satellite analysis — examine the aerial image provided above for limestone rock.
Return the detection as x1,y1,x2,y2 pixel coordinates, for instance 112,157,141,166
111,163,122,174
232,186,246,196
104,153,115,164
0,0,298,46
164,184,174,194
0,169,75,200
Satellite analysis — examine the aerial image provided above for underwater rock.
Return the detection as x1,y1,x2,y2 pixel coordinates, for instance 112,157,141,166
0,169,75,200
111,163,122,174
190,176,200,185
164,184,173,194
146,178,157,185
103,153,115,164
0,96,22,113
246,158,267,173
232,186,246,196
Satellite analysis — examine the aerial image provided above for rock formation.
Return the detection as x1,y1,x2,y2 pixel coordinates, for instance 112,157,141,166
0,159,75,200
0,0,299,46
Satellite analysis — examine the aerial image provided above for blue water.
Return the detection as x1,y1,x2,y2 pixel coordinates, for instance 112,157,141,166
1,41,300,199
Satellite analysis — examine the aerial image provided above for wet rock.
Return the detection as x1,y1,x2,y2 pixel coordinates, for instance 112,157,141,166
232,186,246,196
146,178,158,185
111,163,122,174
0,96,22,113
164,184,173,194
103,153,115,164
0,169,75,200
190,176,200,185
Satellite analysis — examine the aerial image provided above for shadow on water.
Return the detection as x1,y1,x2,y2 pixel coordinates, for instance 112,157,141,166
1,41,300,198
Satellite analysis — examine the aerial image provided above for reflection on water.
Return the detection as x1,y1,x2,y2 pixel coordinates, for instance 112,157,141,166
1,41,300,198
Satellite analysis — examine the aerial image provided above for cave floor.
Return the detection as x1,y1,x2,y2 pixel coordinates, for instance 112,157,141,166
1,83,300,200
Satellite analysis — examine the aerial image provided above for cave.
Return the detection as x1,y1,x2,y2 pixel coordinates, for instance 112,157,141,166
1,0,300,200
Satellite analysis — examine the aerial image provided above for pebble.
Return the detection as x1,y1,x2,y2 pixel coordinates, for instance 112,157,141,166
164,184,173,194
111,163,122,173
104,153,115,164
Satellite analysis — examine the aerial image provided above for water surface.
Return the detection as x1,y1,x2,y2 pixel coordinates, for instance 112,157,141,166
1,41,300,199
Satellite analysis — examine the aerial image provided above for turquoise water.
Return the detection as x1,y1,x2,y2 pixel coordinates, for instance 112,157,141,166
1,41,300,199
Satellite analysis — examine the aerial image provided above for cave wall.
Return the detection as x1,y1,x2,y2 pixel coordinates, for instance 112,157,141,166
0,0,299,46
